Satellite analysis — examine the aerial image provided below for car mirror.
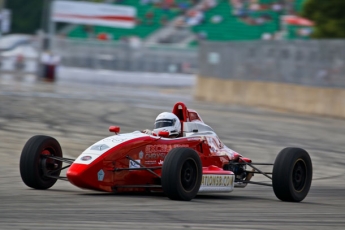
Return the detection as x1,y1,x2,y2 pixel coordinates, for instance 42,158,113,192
109,126,120,134
158,131,170,138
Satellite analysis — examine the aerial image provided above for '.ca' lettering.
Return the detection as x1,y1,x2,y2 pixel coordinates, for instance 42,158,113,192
201,175,232,187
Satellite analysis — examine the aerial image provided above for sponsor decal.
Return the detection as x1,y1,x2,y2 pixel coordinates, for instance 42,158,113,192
206,137,219,153
129,160,141,169
97,169,105,181
145,152,166,160
142,144,189,164
216,146,237,159
187,137,201,141
103,136,131,144
81,156,92,161
90,144,109,151
73,153,99,165
145,144,189,154
201,175,233,187
139,151,144,159
109,137,128,143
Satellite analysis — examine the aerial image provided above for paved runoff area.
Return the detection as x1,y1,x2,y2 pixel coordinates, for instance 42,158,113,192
1,72,345,229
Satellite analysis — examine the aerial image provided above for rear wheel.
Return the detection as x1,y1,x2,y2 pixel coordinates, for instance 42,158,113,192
161,148,202,201
20,135,63,189
272,147,312,202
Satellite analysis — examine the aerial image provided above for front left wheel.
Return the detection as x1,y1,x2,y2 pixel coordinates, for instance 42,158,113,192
20,135,63,189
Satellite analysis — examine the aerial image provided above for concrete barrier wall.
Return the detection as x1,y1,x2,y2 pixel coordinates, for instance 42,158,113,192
195,76,345,118
198,40,345,88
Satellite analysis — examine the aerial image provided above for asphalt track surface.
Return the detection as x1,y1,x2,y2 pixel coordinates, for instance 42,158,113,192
1,74,345,229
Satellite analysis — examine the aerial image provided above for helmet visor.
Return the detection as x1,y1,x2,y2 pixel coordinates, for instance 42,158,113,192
154,119,175,129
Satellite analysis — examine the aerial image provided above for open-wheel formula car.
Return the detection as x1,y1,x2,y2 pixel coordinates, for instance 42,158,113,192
20,102,312,202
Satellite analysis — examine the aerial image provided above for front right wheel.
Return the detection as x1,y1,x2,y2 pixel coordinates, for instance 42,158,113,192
20,135,63,189
161,147,202,201
272,147,312,202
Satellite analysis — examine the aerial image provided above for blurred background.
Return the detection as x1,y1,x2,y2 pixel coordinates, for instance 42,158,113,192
1,0,344,118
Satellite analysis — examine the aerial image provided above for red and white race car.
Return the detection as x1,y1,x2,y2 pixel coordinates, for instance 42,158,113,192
20,102,312,201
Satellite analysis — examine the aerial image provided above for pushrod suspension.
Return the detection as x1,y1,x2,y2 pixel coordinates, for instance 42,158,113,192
239,180,272,187
47,156,74,164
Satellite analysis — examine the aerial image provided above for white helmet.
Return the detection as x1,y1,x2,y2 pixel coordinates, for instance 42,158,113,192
153,112,181,137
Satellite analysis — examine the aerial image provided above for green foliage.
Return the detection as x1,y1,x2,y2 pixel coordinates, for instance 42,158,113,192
302,0,345,38
5,0,107,34
6,0,43,34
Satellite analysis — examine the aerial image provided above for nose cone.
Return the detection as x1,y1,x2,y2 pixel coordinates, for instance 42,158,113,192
67,163,97,190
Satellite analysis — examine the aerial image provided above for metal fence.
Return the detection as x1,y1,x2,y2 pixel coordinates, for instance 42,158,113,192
199,40,345,88
4,37,345,88
51,37,198,74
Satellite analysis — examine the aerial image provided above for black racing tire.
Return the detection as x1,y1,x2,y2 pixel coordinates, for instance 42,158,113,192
20,135,63,189
272,147,312,202
161,147,202,201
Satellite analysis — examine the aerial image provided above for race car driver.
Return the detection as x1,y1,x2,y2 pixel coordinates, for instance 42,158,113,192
142,112,181,138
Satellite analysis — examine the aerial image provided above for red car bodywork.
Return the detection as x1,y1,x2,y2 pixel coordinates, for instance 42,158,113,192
67,102,250,193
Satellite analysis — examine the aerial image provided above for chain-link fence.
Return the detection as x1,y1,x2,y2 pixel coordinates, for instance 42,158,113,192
199,40,345,88
51,37,198,74
4,36,345,88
